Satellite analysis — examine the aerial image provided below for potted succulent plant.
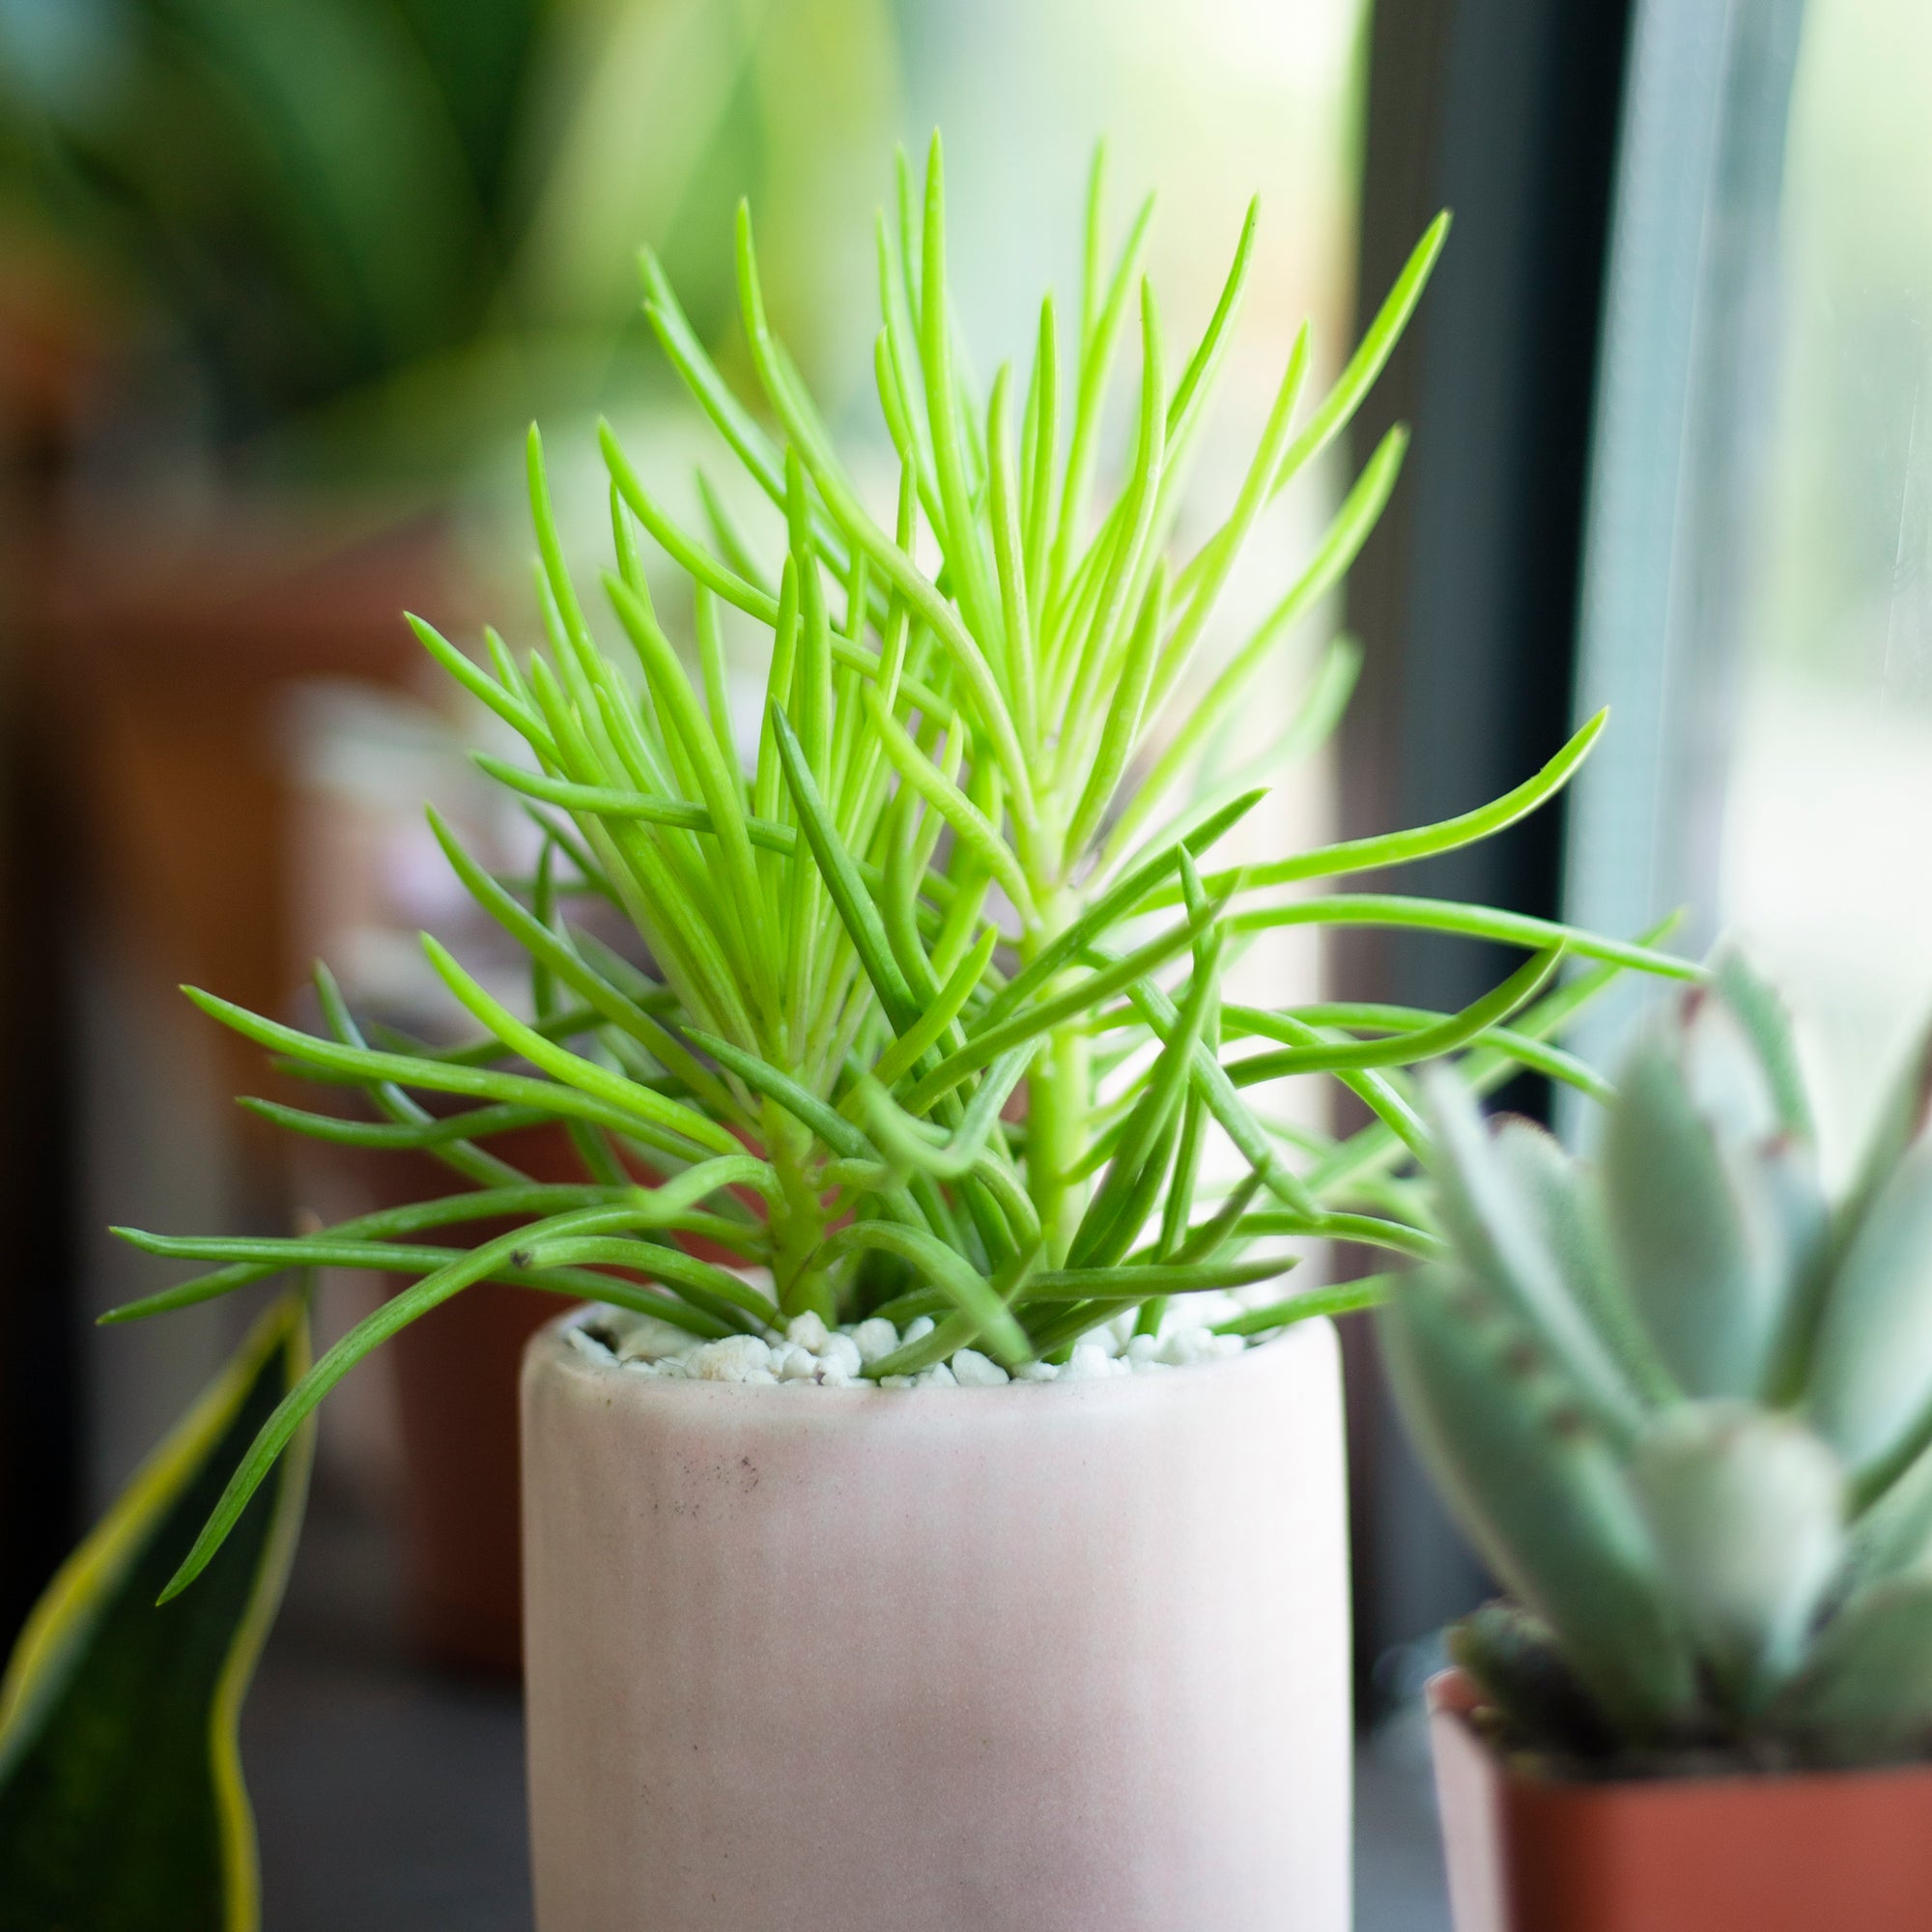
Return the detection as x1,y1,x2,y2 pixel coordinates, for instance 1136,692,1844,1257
1386,953,1932,1932
111,140,1693,1930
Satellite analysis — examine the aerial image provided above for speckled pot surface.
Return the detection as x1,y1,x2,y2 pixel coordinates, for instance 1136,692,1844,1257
521,1311,1350,1932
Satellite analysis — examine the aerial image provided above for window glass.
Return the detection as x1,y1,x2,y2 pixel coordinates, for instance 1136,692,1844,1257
1721,0,1932,1172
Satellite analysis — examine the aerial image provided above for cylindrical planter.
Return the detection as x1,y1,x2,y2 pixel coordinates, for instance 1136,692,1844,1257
522,1310,1351,1932
1428,1668,1932,1931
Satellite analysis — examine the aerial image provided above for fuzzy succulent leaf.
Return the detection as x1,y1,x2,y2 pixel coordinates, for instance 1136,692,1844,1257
1835,1432,1932,1603
1804,1135,1932,1486
1490,1117,1675,1406
1708,948,1813,1144
1378,1269,1696,1738
1601,1021,1826,1400
1422,1071,1648,1438
1768,1574,1932,1766
1835,1015,1932,1251
1628,1402,1843,1707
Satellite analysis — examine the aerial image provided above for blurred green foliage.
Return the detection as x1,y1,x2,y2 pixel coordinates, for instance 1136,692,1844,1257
0,0,897,469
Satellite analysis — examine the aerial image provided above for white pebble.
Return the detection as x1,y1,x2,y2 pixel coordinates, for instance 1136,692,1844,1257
951,1349,1009,1387
817,1332,863,1378
784,1311,830,1352
852,1317,900,1365
687,1335,774,1381
575,1313,1247,1390
1060,1343,1115,1382
610,1313,699,1363
1159,1327,1214,1368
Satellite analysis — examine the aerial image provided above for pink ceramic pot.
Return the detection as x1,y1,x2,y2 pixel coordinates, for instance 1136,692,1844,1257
521,1311,1351,1931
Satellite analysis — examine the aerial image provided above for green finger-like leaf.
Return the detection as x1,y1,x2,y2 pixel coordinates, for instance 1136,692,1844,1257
1185,713,1607,902
1227,946,1562,1084
188,986,715,1154
980,787,1264,1033
868,927,1000,1094
909,902,1218,1115
420,935,739,1160
1019,1255,1291,1302
771,702,921,1035
106,1233,737,1335
426,809,744,1122
827,1222,1031,1367
159,1201,668,1602
1213,1275,1394,1335
600,418,781,626
862,689,1036,923
683,1028,868,1160
473,757,797,854
1270,210,1449,494
1229,895,1703,982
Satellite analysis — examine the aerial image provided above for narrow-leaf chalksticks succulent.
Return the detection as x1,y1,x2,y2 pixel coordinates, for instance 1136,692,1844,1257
115,137,1695,1599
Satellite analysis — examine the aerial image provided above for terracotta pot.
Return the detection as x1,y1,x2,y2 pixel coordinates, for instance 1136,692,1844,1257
521,1310,1351,1932
1428,1667,1932,1931
354,1127,588,1677
384,1278,555,1674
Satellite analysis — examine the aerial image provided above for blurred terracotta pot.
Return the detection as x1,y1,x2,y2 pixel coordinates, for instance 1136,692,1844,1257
360,1126,588,1677
521,1310,1352,1932
385,1275,554,1674
1428,1668,1932,1931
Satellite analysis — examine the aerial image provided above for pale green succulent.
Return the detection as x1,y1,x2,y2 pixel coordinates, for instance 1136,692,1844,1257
1386,953,1932,1770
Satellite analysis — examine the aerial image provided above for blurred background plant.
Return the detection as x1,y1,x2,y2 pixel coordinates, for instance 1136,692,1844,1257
0,0,896,481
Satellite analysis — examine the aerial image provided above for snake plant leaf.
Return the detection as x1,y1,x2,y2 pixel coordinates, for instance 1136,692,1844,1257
1422,1071,1648,1439
1601,1022,1826,1401
1378,1269,1697,1739
0,1293,312,1932
1628,1403,1844,1709
1768,1573,1932,1766
1804,1135,1932,1486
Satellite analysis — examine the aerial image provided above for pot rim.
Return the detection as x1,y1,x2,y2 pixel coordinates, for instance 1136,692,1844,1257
531,1299,1326,1413
1427,1667,1932,1800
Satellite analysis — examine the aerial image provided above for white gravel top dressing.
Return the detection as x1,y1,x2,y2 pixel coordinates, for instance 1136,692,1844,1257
569,1303,1255,1389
